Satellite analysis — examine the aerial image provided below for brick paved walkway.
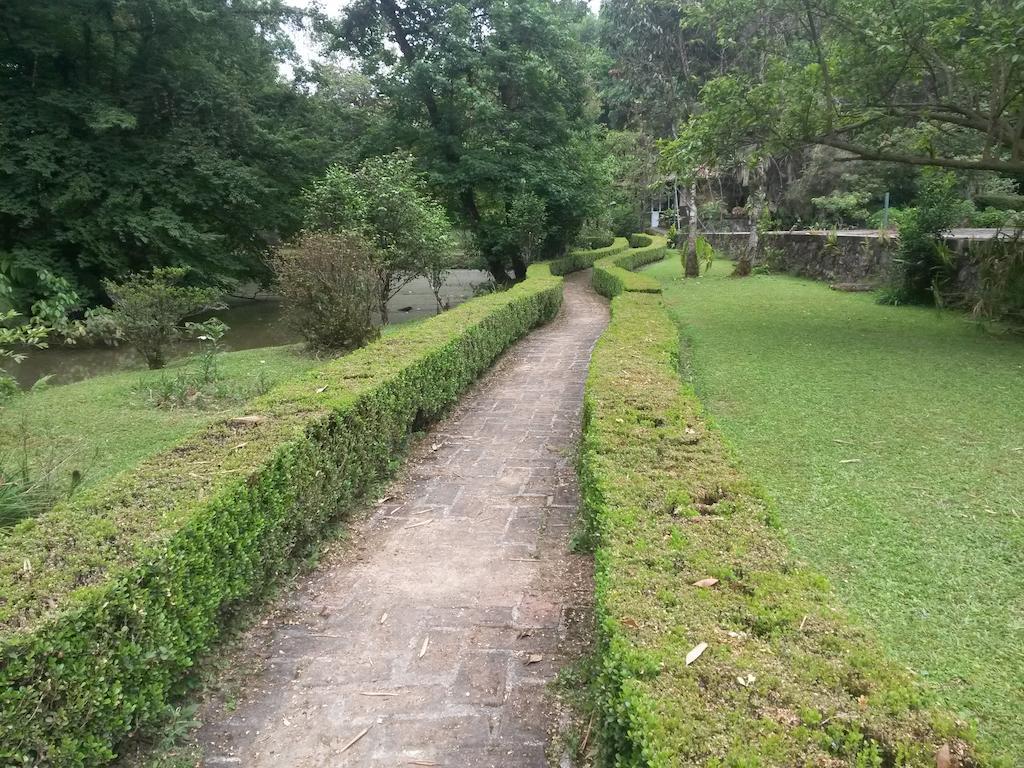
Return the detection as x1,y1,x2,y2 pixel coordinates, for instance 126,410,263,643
197,272,608,767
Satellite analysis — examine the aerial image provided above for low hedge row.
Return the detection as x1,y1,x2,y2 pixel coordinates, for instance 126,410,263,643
0,264,563,767
628,233,653,248
581,290,983,765
591,235,668,297
549,237,631,276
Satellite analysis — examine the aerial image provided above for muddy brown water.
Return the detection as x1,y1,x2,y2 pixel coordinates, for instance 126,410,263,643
10,271,489,388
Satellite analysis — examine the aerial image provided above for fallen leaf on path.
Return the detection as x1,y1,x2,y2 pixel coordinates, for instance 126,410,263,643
525,653,544,665
376,495,394,504
685,642,708,666
430,441,445,451
692,577,719,588
621,617,639,629
379,611,388,624
418,636,430,659
339,725,371,754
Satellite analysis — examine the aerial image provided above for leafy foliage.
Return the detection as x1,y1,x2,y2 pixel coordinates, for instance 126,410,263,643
272,232,380,352
882,171,973,305
104,268,220,370
332,0,608,280
0,265,562,766
0,0,366,306
665,0,1024,175
591,235,667,296
302,155,456,322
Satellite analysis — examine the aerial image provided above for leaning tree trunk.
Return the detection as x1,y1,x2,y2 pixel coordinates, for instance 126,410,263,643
684,179,700,277
737,169,764,277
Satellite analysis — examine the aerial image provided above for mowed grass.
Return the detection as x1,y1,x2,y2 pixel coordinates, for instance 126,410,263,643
0,345,320,504
645,257,1024,762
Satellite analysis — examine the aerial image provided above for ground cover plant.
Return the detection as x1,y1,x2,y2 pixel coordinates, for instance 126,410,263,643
0,265,562,766
643,257,1024,762
581,273,986,766
0,346,317,529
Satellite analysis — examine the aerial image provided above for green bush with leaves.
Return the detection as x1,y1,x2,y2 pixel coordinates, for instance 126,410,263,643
302,155,457,323
0,310,50,398
104,268,221,370
0,264,562,767
581,288,982,766
592,235,668,297
272,232,381,352
549,237,631,276
881,171,973,306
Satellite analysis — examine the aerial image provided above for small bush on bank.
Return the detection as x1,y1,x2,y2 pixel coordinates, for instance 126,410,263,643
272,231,380,352
0,265,562,766
881,171,972,306
104,268,221,370
581,289,982,767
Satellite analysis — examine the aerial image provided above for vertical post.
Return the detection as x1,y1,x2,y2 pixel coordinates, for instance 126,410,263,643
882,191,890,229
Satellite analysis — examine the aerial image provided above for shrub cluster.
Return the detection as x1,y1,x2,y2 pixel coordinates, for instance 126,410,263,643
0,265,562,766
549,237,630,276
271,232,380,352
581,289,983,765
591,235,668,296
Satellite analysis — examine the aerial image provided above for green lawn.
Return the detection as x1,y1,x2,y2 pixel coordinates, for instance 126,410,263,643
646,257,1024,762
0,345,321,525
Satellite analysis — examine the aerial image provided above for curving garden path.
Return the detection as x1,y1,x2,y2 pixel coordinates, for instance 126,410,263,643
196,271,608,767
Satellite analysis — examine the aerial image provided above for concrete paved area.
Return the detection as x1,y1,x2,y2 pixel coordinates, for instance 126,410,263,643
196,271,608,767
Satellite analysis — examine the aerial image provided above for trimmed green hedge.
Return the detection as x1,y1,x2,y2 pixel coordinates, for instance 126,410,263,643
591,235,668,297
550,237,630,276
581,290,983,766
0,264,562,767
628,233,653,248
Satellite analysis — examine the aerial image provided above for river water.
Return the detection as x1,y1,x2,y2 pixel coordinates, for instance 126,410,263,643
10,271,489,388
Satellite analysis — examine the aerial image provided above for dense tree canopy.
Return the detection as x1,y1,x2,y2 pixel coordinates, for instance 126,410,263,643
0,0,366,307
664,0,1024,175
330,0,609,280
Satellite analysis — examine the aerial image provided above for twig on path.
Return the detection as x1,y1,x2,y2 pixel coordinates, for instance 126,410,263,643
579,714,594,756
339,725,371,754
358,691,402,697
405,518,434,529
418,636,430,658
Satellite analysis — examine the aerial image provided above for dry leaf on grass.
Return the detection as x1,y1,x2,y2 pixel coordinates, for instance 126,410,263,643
315,385,328,394
685,642,708,666
692,577,719,588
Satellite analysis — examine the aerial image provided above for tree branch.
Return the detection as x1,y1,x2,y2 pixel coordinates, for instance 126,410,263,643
815,136,1024,173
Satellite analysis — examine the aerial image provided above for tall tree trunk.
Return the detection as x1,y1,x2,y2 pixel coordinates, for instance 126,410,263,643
684,179,699,277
